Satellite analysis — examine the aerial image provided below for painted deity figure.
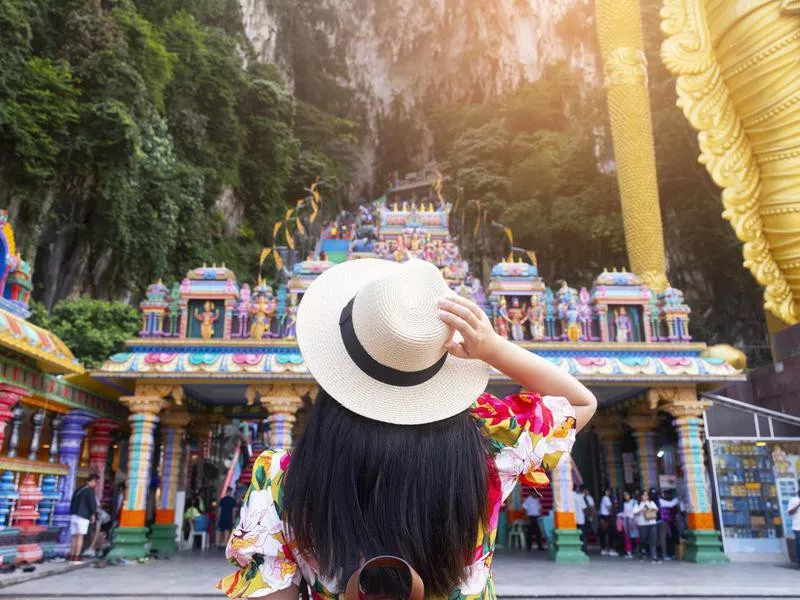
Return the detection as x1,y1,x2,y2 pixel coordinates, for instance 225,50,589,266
578,288,592,340
249,289,277,340
167,284,181,337
235,284,252,338
393,235,408,262
409,230,421,252
375,235,388,259
194,301,219,340
434,240,446,267
614,307,632,343
422,240,435,263
456,280,475,302
495,297,510,339
565,300,581,343
528,295,545,341
283,294,298,339
507,297,528,342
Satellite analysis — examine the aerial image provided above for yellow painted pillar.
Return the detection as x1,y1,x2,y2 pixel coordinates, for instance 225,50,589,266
595,0,669,291
257,384,314,450
594,414,625,491
626,406,660,492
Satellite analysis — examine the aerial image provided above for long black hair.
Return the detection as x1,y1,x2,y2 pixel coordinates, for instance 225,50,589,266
283,389,490,597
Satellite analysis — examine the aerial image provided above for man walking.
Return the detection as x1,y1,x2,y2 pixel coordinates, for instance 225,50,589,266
217,487,236,548
69,473,99,562
788,487,800,568
522,493,544,550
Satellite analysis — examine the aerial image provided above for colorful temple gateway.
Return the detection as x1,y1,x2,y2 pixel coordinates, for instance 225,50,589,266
91,170,756,564
0,212,124,566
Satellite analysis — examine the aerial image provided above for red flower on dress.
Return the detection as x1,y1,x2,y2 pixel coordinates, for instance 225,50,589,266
279,452,291,472
472,393,513,425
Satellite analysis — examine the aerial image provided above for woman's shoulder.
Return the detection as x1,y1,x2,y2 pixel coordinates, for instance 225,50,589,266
249,449,291,507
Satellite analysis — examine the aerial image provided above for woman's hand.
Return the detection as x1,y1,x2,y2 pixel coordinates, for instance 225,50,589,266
438,295,504,362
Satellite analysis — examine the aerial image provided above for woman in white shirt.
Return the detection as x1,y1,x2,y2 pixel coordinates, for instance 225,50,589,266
633,490,660,563
598,489,618,556
621,490,638,558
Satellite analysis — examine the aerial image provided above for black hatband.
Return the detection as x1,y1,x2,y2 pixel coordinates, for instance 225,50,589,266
338,297,447,387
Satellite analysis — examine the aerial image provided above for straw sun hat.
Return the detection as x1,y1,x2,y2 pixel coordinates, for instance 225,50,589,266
296,258,490,425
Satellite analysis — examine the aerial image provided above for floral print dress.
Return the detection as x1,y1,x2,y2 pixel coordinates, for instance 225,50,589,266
217,392,577,599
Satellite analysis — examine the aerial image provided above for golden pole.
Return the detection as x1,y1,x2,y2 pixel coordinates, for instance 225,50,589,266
595,0,669,292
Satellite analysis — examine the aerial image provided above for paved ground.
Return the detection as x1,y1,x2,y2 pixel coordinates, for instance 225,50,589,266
0,549,798,598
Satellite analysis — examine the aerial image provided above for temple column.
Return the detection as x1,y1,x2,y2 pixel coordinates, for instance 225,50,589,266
549,456,588,563
88,418,119,505
626,406,660,492
256,384,313,451
651,387,727,563
594,0,669,291
152,410,190,555
0,384,27,451
109,396,167,560
52,410,95,557
593,414,625,492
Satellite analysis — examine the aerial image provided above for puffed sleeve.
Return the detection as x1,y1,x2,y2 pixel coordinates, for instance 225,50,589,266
217,450,301,598
471,392,576,500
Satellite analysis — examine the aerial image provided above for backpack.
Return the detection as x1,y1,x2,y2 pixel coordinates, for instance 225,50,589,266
300,556,424,600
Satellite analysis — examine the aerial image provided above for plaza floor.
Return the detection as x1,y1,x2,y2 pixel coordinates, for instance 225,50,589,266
0,549,798,599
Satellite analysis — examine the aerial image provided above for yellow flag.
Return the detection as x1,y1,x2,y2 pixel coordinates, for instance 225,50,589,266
285,208,295,221
272,221,283,240
504,226,513,246
309,198,319,223
259,247,271,266
285,227,295,250
526,251,538,268
296,217,305,236
473,200,482,236
273,247,283,270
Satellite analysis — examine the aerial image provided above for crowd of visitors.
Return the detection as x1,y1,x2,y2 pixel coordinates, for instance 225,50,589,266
519,485,688,563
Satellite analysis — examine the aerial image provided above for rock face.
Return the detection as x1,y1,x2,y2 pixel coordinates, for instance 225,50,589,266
239,0,593,107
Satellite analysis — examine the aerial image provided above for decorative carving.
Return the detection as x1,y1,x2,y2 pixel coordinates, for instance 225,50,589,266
27,410,45,460
661,0,800,324
604,47,648,87
160,410,190,430
120,395,168,415
134,384,184,406
648,386,712,419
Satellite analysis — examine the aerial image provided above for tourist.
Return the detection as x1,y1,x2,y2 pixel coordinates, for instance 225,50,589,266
217,488,236,548
218,259,597,597
621,490,638,558
634,490,660,563
69,473,99,562
581,485,596,545
788,487,800,568
659,489,680,560
598,488,618,556
522,493,544,551
573,486,589,553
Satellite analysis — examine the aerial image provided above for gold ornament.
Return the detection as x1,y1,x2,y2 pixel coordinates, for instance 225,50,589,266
661,0,800,324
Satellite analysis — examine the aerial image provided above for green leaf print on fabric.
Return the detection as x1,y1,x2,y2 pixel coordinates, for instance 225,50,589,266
255,465,267,489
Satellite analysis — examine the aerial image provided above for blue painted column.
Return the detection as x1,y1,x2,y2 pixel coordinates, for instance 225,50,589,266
52,410,94,557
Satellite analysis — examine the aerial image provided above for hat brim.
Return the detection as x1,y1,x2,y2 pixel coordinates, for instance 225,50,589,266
296,259,490,425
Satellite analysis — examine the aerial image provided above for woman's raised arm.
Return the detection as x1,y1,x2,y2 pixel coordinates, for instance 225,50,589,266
439,295,597,431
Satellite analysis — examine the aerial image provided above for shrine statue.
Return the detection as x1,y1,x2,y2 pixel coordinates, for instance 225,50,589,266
528,295,545,341
409,230,421,252
422,241,435,263
566,300,581,343
614,307,632,343
457,281,475,301
434,240,446,267
194,301,219,340
393,235,408,262
507,297,528,342
249,291,277,340
236,284,252,338
283,294,298,339
495,297,510,339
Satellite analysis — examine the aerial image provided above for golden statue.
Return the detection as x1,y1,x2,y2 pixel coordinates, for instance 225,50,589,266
661,0,800,324
249,292,277,340
193,301,219,340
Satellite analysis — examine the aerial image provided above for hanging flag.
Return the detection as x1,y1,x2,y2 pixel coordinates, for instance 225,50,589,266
473,200,482,236
259,247,271,266
504,226,513,246
285,208,295,221
526,251,538,268
285,227,295,250
272,221,283,241
273,247,284,270
309,198,319,223
296,217,306,236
